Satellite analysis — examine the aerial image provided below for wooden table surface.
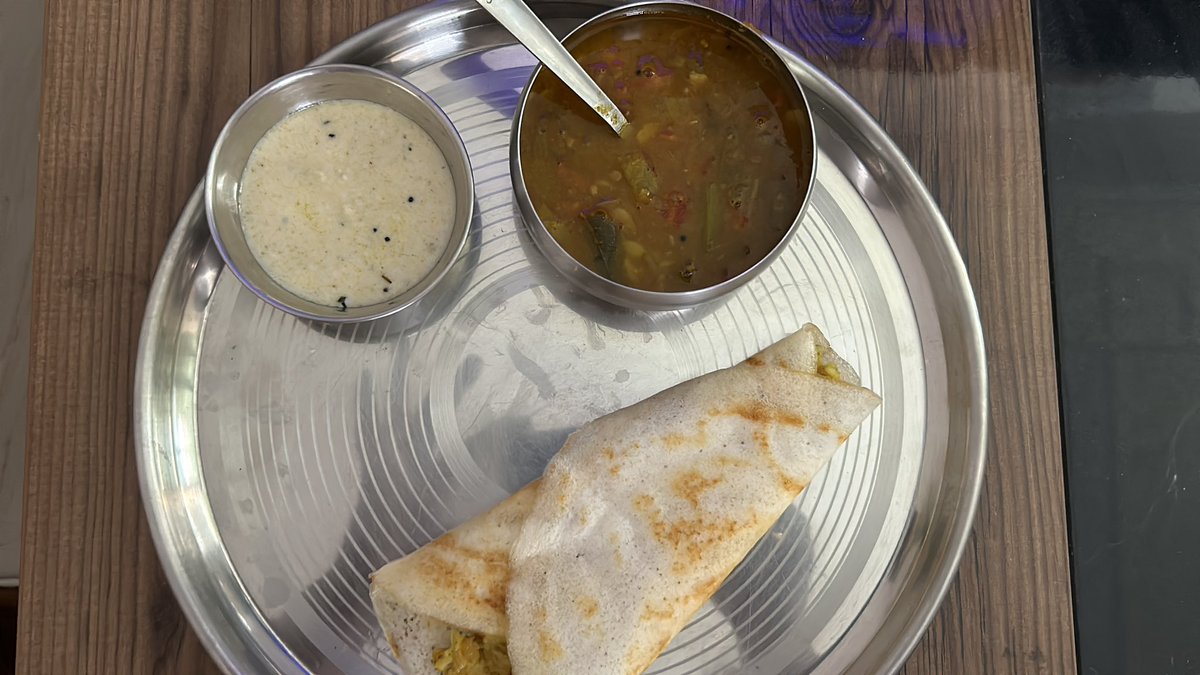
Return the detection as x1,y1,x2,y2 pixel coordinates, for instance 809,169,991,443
18,0,1074,672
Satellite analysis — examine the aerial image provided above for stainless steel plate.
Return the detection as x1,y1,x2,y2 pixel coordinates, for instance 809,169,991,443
135,2,987,674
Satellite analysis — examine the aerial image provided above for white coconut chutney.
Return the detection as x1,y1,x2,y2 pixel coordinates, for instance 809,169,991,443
239,99,456,309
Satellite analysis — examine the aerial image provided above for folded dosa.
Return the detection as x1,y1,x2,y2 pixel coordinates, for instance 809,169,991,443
370,324,881,674
370,483,536,674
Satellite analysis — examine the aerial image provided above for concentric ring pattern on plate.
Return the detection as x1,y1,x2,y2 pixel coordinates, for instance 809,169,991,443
136,2,986,675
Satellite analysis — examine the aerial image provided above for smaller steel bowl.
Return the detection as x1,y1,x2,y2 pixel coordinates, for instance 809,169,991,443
205,64,474,323
511,1,817,311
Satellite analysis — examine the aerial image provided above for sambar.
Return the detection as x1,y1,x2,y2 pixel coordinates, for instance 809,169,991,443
518,11,813,293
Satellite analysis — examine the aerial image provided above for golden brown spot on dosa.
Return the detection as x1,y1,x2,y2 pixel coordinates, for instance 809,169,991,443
752,429,770,451
603,445,631,476
751,430,805,494
607,531,625,567
817,422,831,434
637,496,742,572
662,433,685,450
661,422,708,452
640,602,675,623
415,547,508,615
745,355,765,366
716,454,753,468
538,629,564,661
779,475,805,494
774,410,807,427
837,432,849,444
578,595,599,619
428,534,508,566
727,402,806,428
733,401,769,423
686,574,726,607
672,470,722,509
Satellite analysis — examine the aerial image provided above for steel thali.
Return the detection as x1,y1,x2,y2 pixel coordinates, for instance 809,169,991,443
135,1,988,673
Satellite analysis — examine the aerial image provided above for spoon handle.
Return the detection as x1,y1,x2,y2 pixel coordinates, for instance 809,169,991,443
475,0,629,135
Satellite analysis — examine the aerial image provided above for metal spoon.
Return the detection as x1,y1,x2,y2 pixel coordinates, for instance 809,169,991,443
475,0,629,135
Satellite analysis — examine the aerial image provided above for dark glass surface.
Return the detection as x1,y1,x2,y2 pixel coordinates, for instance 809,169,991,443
1034,1,1200,672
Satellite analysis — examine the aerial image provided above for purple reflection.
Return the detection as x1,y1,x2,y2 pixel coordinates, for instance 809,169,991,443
770,1,970,50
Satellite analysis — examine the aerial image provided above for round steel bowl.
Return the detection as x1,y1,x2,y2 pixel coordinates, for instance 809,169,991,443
511,0,817,311
205,64,474,323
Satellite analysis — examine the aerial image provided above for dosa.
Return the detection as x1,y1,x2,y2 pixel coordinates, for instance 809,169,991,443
370,324,881,674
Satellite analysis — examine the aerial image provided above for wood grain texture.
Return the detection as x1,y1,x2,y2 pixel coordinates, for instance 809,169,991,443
0,0,43,585
17,0,250,672
251,0,419,89
765,1,1076,673
20,0,1071,673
